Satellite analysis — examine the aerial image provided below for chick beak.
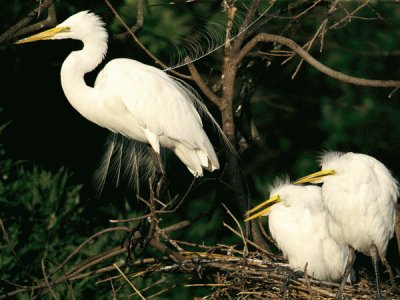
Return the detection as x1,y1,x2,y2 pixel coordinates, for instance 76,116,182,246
244,195,282,222
293,169,336,184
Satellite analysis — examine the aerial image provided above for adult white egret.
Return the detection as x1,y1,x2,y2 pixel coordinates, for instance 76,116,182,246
294,151,399,299
245,178,351,283
15,11,226,189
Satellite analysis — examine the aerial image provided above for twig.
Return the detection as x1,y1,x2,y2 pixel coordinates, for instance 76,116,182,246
115,0,144,38
221,203,248,256
162,220,191,233
113,263,147,300
232,0,261,53
257,217,279,250
67,246,128,277
51,227,131,276
109,214,151,223
41,257,58,300
110,279,116,299
186,59,222,108
0,219,23,270
159,178,196,213
330,0,371,30
46,258,76,300
0,0,55,44
223,222,273,257
104,0,191,80
303,263,313,299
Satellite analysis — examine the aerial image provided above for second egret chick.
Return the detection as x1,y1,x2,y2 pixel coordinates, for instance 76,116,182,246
245,179,350,282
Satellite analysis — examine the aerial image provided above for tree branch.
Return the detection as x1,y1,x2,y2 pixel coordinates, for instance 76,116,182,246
0,0,56,44
235,33,400,90
104,0,192,80
186,59,222,108
114,0,144,39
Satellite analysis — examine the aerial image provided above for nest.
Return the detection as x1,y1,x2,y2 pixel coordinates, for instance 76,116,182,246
1,196,399,299
108,241,399,299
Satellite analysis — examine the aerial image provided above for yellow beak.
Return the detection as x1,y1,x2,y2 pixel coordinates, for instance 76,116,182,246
293,169,335,184
244,195,282,222
15,26,70,44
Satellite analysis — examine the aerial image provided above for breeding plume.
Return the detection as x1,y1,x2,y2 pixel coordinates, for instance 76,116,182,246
245,179,350,283
16,11,224,187
295,151,399,299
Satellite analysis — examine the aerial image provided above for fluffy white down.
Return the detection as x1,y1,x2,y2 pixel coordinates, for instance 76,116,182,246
319,152,399,256
268,181,349,282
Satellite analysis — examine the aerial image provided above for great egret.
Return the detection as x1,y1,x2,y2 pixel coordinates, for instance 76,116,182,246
294,151,399,299
15,11,226,188
245,179,351,283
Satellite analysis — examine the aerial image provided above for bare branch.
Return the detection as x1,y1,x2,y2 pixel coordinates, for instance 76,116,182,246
0,0,56,44
236,33,400,90
113,263,147,300
114,0,144,39
41,257,58,300
104,0,192,80
232,0,261,53
186,59,222,108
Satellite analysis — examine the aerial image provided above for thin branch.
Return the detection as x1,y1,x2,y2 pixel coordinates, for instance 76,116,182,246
223,222,273,257
41,257,58,300
46,258,76,300
303,263,314,299
115,0,144,39
67,246,128,277
330,0,371,30
221,203,248,256
159,177,195,213
104,0,192,80
0,0,56,44
113,263,147,299
235,33,400,90
0,219,23,268
232,0,261,53
186,59,222,108
51,227,131,276
257,217,279,250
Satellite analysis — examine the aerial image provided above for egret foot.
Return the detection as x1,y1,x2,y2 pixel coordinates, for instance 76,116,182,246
379,251,397,292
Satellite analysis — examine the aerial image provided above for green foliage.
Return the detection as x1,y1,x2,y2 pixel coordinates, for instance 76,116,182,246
0,133,79,291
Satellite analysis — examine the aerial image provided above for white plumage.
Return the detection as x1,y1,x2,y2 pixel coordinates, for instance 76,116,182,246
16,11,222,179
245,179,350,282
317,152,398,255
294,151,399,298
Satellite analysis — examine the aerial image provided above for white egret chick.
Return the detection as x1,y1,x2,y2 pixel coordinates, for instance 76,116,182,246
15,11,224,183
245,179,350,283
294,151,399,300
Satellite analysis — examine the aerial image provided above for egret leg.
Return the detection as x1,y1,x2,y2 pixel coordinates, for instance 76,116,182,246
147,147,169,199
336,246,356,300
370,244,382,300
378,251,397,290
